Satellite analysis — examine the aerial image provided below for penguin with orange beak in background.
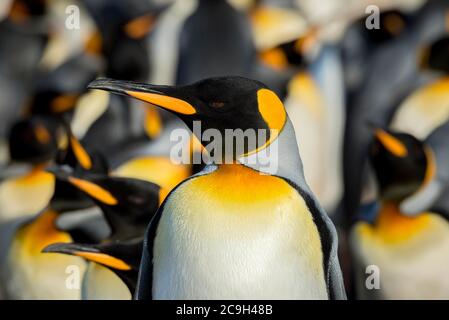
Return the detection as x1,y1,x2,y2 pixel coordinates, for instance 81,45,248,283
88,76,346,300
43,170,162,299
0,116,62,223
79,0,174,158
0,131,108,299
342,0,449,230
0,51,103,224
384,33,449,218
153,0,291,98
392,120,449,220
350,127,449,299
0,0,49,159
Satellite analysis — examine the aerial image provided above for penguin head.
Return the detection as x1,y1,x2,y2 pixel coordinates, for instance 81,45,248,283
259,38,309,71
369,128,435,202
55,122,109,174
49,129,109,212
43,238,142,294
27,90,80,116
8,0,47,23
27,54,102,116
88,76,287,161
419,36,449,73
48,168,161,240
356,9,410,46
8,115,64,165
83,0,166,82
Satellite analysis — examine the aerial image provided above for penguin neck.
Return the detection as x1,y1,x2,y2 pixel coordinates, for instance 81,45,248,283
17,209,71,255
373,202,431,243
15,164,52,184
205,163,295,204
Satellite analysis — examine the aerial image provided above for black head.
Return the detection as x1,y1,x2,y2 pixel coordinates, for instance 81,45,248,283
420,36,449,73
50,129,109,212
55,122,109,174
88,76,287,160
49,168,161,240
43,238,142,294
358,9,410,46
83,0,166,81
8,115,63,164
27,90,80,116
8,0,47,23
259,35,314,71
369,129,435,202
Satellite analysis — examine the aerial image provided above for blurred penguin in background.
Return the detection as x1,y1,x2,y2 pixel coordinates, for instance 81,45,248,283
350,127,449,299
1,131,108,299
78,0,170,156
0,53,102,224
151,0,292,98
387,33,449,218
0,0,50,163
251,1,345,214
341,0,449,230
44,172,163,299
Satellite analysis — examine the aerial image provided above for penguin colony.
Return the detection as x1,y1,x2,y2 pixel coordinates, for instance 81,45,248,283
0,0,448,300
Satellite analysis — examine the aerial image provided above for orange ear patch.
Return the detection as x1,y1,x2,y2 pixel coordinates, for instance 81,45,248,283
85,31,103,55
124,14,155,39
257,89,286,132
68,177,118,205
9,1,29,23
51,95,78,113
375,129,408,157
74,251,131,270
35,125,51,144
243,89,286,156
383,13,405,36
259,48,288,70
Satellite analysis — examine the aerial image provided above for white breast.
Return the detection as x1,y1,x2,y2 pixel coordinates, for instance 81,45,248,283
152,176,328,300
6,243,86,300
351,215,449,300
82,263,131,300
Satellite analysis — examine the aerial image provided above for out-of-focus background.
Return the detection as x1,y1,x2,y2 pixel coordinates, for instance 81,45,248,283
1,0,449,300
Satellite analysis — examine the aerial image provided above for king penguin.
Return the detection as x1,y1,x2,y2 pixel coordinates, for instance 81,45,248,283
392,120,449,219
390,35,449,139
43,172,162,300
0,129,108,299
342,0,449,228
350,128,449,299
0,116,61,223
88,76,346,300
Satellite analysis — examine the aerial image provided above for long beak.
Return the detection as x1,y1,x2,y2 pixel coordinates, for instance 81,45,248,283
43,242,131,271
88,78,196,115
46,166,118,206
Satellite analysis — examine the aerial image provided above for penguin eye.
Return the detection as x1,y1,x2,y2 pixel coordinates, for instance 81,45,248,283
128,195,145,205
209,101,226,109
371,142,380,155
413,144,423,156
